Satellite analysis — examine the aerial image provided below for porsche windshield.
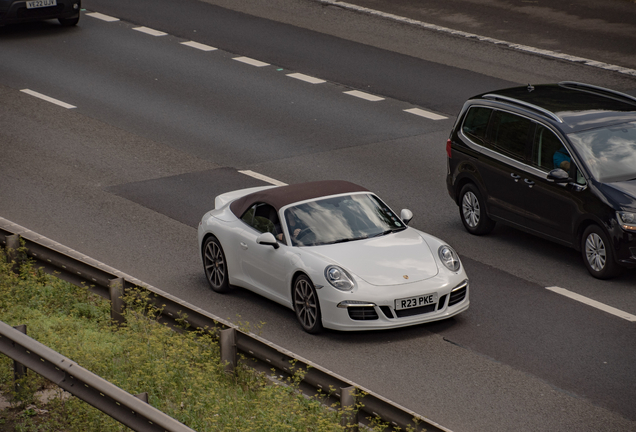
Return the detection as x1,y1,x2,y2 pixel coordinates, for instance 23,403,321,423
284,193,406,246
568,121,636,182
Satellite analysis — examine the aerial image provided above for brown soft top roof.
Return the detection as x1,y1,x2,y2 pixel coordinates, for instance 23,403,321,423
230,180,369,217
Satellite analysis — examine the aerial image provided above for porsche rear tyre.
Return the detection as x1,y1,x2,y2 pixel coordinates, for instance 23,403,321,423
459,183,496,235
581,225,621,280
203,236,230,293
293,275,323,334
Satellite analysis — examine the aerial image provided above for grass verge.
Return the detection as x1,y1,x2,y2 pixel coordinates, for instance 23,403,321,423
0,248,398,431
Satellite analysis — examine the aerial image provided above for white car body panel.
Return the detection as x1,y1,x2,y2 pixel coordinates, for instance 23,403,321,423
198,186,469,331
309,229,439,286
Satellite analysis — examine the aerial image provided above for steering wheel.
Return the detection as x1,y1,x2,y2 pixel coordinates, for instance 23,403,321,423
296,227,312,241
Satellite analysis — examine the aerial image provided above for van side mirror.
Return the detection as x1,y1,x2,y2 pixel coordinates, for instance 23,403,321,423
401,209,413,225
547,168,571,184
257,232,279,249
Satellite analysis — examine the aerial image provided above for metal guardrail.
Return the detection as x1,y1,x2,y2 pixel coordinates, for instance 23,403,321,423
0,321,196,432
0,216,451,432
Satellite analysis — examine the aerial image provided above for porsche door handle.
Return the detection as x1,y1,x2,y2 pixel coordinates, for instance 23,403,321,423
240,242,248,250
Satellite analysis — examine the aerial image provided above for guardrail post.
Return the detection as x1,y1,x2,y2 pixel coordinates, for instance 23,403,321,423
13,324,27,393
109,278,125,325
220,328,236,375
6,234,21,273
135,392,149,404
340,386,359,431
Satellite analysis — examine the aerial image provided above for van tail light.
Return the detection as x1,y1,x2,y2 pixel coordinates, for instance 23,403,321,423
446,139,452,158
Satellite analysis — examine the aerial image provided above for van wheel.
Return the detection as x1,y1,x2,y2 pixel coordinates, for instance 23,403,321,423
459,184,495,235
581,225,621,279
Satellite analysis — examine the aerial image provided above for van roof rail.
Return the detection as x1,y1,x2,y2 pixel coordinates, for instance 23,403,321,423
482,94,563,123
559,81,636,106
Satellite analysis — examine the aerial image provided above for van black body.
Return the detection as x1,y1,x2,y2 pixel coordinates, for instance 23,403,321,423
446,82,636,279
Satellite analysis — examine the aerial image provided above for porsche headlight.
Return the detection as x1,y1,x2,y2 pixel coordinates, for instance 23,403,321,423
617,211,636,232
325,265,356,291
438,245,461,272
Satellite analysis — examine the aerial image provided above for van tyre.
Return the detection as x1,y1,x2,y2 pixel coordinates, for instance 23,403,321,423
581,225,621,279
459,184,496,235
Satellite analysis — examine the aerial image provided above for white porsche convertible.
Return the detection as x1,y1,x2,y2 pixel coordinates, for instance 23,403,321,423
197,180,469,333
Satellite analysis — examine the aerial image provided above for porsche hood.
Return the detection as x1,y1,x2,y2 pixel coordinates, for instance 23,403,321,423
314,229,439,286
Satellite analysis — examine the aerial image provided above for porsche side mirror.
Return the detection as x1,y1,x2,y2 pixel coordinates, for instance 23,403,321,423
257,232,279,249
401,209,413,225
547,168,571,184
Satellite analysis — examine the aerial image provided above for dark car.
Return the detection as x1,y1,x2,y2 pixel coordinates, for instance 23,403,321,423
0,0,80,27
446,81,636,279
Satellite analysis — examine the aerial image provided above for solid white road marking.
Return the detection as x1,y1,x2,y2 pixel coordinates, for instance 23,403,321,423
546,286,636,322
233,57,270,67
86,12,119,22
287,73,326,84
20,89,76,109
404,108,447,120
316,0,636,77
181,41,218,51
344,90,384,101
133,27,167,37
239,170,287,186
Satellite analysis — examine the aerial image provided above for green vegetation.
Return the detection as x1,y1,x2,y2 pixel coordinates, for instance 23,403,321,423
0,249,396,432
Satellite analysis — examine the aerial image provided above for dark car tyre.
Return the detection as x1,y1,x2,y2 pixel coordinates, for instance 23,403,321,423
293,274,323,334
203,236,231,293
459,184,496,235
58,16,79,26
581,225,621,280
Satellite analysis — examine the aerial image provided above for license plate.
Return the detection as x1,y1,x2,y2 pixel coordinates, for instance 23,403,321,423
395,293,438,310
26,0,57,9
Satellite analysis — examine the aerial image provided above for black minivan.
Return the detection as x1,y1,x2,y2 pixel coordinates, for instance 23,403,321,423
446,82,636,279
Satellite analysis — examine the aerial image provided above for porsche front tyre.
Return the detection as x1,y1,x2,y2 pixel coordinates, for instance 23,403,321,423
293,275,323,334
203,236,230,293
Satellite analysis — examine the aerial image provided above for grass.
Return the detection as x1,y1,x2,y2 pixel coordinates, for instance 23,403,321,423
0,248,403,432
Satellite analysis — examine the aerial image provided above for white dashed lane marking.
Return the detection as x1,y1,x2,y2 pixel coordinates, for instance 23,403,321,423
181,41,218,51
20,89,76,109
546,286,636,322
287,73,326,84
404,108,447,120
239,171,287,186
86,12,119,22
71,10,454,120
344,90,384,101
233,57,270,67
133,26,167,37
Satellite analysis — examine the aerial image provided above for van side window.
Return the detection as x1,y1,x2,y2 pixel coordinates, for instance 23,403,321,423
462,107,492,146
531,124,565,172
488,111,533,162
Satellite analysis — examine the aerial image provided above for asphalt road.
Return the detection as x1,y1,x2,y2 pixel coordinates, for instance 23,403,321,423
1,1,636,431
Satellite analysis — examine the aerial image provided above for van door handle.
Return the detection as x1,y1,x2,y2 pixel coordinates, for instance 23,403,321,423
524,179,535,188
510,173,520,182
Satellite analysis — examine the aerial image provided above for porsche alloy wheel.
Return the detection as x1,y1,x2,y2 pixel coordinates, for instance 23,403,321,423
293,275,322,334
203,236,230,293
